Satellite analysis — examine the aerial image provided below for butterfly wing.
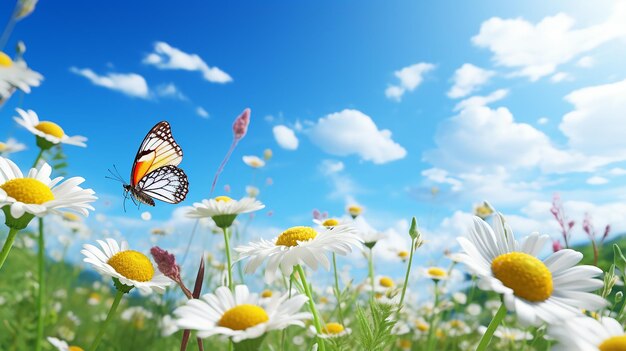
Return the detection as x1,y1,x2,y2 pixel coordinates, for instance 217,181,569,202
130,121,183,187
135,165,189,204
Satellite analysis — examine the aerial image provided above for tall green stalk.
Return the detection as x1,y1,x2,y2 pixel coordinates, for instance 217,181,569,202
222,227,234,291
331,253,344,324
295,265,326,351
35,218,45,351
476,303,507,351
425,281,440,351
0,227,18,271
368,248,375,300
89,289,125,351
398,237,416,308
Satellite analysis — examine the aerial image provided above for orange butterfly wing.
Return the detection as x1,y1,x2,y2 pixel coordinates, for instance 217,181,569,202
130,121,183,186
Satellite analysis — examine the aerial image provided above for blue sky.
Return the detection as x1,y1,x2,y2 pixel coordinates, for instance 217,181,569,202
1,0,626,278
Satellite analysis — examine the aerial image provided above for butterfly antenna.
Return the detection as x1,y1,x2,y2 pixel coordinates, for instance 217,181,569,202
113,164,125,182
106,167,124,183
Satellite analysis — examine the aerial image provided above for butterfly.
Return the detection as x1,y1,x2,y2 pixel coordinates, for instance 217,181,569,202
108,121,189,208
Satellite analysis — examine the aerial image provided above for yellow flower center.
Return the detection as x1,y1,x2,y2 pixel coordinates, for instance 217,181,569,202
63,212,80,222
214,196,232,202
261,289,273,298
0,178,54,204
491,252,553,302
69,347,84,351
322,218,339,227
379,276,394,288
0,52,12,67
218,304,269,331
323,322,345,335
450,320,464,329
107,250,155,282
89,292,101,301
599,335,626,351
0,142,6,151
398,250,409,259
416,322,429,332
319,296,329,304
427,267,447,279
348,205,362,216
398,339,411,349
35,121,65,138
275,226,317,247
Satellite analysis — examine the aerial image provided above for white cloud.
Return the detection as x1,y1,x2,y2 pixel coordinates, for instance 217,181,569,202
307,109,407,164
143,41,232,83
385,62,435,101
447,63,495,98
550,72,572,83
576,56,595,68
587,176,609,185
155,83,187,100
70,67,149,98
421,168,462,191
537,117,549,125
272,125,299,150
560,78,626,158
472,2,626,80
609,167,626,176
319,159,344,175
196,106,209,118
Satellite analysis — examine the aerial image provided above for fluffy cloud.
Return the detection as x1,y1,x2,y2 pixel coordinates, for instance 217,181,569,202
143,41,232,83
155,83,187,100
385,62,435,101
196,106,209,118
272,125,299,150
307,109,407,164
319,159,345,175
318,160,357,201
70,67,149,98
472,2,626,80
587,176,609,185
447,63,495,98
560,78,626,158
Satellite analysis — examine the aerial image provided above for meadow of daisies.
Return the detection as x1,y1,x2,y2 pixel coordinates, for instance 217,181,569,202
2,2,626,351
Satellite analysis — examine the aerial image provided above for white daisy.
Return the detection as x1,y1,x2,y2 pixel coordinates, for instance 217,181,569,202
0,157,96,224
454,212,606,326
14,108,87,148
0,53,42,101
173,285,311,343
422,266,449,281
0,138,26,156
186,195,264,229
235,225,362,281
478,325,532,341
309,322,352,339
47,337,83,351
346,204,362,218
312,217,348,229
549,316,626,351
363,275,397,293
81,238,172,294
242,155,265,168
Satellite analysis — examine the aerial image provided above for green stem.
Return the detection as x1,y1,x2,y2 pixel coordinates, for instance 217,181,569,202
89,289,124,351
617,272,626,322
0,227,18,271
398,238,416,308
476,303,507,351
425,281,440,351
35,218,45,351
332,253,344,324
222,227,233,291
295,265,325,351
32,148,44,169
368,248,375,300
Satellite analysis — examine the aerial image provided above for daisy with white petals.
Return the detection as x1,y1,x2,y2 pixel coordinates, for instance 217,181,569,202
82,238,171,351
455,212,606,326
0,138,26,156
236,225,361,281
47,336,83,351
454,210,606,351
174,285,310,347
0,157,96,269
81,238,171,294
0,52,42,103
242,155,265,168
549,316,626,351
187,195,264,291
14,108,87,149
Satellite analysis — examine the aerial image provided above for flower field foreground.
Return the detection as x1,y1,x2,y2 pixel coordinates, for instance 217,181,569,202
2,1,626,351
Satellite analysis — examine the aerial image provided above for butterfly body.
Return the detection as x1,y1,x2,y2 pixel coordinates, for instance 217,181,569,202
115,121,189,208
